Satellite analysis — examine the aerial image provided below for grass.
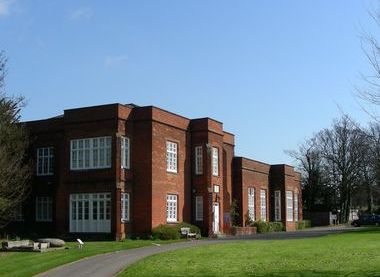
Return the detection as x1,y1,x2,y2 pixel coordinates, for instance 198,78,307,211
0,239,179,277
121,228,380,277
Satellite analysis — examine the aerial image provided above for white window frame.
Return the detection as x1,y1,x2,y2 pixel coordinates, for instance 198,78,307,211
248,187,255,222
70,136,112,170
166,194,178,222
37,147,54,176
195,195,203,221
35,196,53,222
195,146,203,175
121,193,130,222
260,189,267,222
286,191,294,222
294,193,299,222
212,147,219,176
121,137,130,169
166,141,178,173
275,190,281,221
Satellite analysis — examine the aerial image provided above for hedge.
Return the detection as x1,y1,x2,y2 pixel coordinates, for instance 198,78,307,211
152,223,201,240
252,221,284,233
296,220,312,230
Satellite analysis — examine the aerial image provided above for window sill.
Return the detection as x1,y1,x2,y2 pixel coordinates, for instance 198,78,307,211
166,221,179,224
121,219,130,223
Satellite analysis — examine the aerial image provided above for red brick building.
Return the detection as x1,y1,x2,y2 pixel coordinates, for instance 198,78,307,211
13,103,302,239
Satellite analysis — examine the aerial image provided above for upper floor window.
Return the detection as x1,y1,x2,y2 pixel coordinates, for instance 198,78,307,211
121,137,130,169
36,196,53,222
212,147,219,176
195,146,203,175
166,141,178,173
166,194,178,222
248,187,255,222
260,189,267,222
121,193,130,222
70,137,112,170
37,147,54,176
195,195,203,221
294,193,299,222
274,190,281,221
286,191,294,222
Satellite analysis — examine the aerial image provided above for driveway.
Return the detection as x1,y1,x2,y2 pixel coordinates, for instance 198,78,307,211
38,226,361,277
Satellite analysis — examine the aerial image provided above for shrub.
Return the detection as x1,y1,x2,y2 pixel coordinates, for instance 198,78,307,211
230,199,240,227
252,221,284,233
296,220,311,230
151,223,201,240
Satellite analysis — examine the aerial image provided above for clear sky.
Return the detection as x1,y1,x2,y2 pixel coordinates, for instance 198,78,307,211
0,0,378,165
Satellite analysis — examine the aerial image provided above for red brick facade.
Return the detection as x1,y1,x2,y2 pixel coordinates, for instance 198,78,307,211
17,103,302,239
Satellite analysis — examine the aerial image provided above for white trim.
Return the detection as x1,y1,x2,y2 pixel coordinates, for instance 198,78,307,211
195,146,203,175
260,189,267,222
274,190,281,221
286,191,294,222
166,194,178,222
248,187,255,221
294,193,299,222
121,193,130,222
195,195,203,221
37,147,54,176
121,137,130,169
166,141,178,173
212,147,219,176
70,137,112,170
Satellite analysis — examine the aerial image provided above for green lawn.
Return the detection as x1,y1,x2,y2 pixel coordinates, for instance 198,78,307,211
0,239,178,277
121,229,380,277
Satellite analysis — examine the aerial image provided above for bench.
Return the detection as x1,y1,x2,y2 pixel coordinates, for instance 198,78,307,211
180,227,197,239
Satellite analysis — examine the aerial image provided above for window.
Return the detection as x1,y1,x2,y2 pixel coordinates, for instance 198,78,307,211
213,185,220,193
195,196,203,221
166,141,178,173
36,197,53,222
286,191,294,222
37,147,54,176
11,205,24,222
70,137,112,170
121,137,130,169
294,193,299,222
121,193,130,222
166,194,178,222
195,146,203,175
260,190,267,221
248,188,255,221
212,147,219,176
70,193,111,233
275,190,281,221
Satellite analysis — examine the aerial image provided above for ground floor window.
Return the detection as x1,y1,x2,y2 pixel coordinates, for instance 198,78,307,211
11,205,24,222
121,193,130,222
286,191,294,222
260,189,266,222
166,194,178,222
248,188,255,222
36,196,53,222
274,190,281,221
70,193,111,233
195,195,203,221
294,193,299,222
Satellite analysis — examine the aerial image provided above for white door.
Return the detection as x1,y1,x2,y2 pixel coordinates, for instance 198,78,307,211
213,203,220,233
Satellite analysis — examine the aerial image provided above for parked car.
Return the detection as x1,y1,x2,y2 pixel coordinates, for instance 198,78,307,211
351,214,380,227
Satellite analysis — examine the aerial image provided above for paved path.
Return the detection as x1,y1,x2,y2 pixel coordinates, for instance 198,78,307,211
39,226,361,277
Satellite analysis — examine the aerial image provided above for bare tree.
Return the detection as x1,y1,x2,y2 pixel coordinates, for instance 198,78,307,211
0,52,31,228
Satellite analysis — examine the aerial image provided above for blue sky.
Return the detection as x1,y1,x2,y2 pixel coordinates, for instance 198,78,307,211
0,0,378,165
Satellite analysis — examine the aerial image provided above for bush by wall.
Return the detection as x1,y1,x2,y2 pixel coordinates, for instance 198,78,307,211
251,221,284,233
296,220,312,230
151,223,201,240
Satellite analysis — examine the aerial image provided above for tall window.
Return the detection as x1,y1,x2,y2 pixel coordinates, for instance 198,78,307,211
275,190,281,221
166,141,178,173
195,146,203,175
36,196,53,222
121,193,130,222
195,195,203,221
212,147,219,176
11,205,24,222
37,147,54,176
286,191,294,222
70,137,112,170
260,190,267,221
121,137,130,169
248,187,255,221
294,193,299,222
166,194,178,222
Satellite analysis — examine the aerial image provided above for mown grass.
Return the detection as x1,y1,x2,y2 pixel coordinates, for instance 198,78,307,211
0,239,178,277
121,228,380,277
